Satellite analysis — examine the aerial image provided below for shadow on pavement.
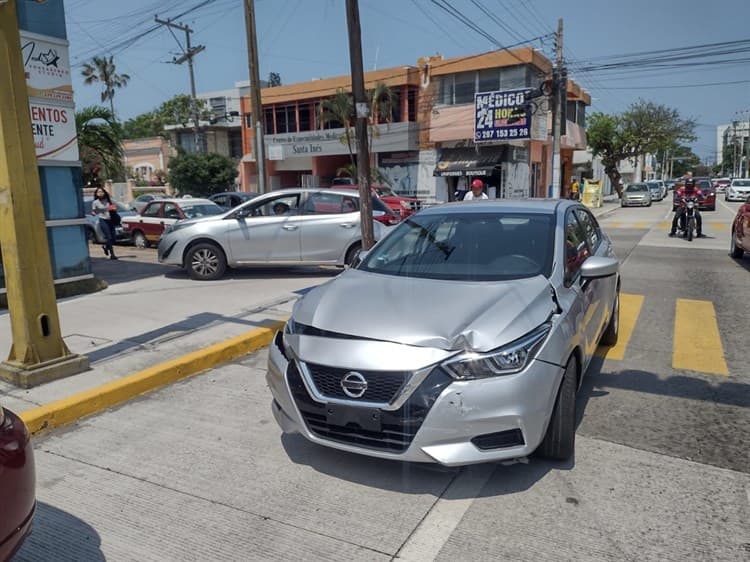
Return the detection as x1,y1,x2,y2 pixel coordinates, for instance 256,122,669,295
90,251,172,286
14,502,104,561
281,433,571,499
164,265,340,282
730,254,750,273
86,313,284,364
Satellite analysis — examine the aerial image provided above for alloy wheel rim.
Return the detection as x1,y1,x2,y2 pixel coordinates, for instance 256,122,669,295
192,249,218,276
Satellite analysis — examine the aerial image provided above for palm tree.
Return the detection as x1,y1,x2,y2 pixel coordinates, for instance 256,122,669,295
76,106,124,187
81,56,130,120
319,89,355,165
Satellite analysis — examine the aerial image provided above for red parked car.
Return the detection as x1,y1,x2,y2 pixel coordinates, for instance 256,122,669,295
0,403,35,561
121,198,224,248
730,195,750,259
330,182,422,219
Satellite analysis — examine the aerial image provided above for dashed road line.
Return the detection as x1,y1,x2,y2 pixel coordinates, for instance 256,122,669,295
595,293,644,361
673,299,729,376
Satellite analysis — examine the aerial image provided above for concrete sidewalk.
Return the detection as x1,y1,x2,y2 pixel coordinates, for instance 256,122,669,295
0,248,332,424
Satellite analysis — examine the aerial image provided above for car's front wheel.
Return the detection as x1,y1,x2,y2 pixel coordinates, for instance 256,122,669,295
537,356,577,461
133,231,149,249
186,243,227,280
600,290,619,346
344,242,362,267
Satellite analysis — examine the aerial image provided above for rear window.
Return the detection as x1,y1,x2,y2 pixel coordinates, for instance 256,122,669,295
627,184,648,192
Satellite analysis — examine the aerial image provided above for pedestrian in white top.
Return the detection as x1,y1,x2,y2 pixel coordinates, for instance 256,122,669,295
464,179,489,200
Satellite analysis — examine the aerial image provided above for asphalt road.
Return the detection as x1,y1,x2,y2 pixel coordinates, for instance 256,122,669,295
16,198,750,561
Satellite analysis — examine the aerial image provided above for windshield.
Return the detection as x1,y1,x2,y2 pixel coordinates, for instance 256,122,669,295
733,180,750,187
646,182,660,189
359,212,554,281
181,204,223,219
627,184,648,192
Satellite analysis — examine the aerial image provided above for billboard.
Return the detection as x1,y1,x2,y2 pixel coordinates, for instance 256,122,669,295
20,30,73,103
30,102,78,161
474,88,531,143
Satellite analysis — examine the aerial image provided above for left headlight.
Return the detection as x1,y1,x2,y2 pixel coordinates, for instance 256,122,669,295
442,323,551,380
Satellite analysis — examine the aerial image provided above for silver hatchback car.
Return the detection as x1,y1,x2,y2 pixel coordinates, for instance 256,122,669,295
267,200,620,466
157,188,388,279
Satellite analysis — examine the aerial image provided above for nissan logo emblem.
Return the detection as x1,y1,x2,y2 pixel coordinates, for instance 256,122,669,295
341,372,368,398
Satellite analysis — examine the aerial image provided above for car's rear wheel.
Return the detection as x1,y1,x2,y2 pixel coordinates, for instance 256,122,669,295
187,243,226,280
730,230,744,258
133,231,149,249
344,242,362,267
600,290,619,346
537,356,577,461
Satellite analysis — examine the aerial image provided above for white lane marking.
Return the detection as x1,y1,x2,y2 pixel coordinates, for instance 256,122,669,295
396,464,495,561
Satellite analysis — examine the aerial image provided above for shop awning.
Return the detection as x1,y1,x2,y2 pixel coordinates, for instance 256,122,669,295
433,147,505,177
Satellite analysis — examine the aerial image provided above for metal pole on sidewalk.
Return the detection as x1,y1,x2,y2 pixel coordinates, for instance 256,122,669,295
244,0,267,193
0,0,88,387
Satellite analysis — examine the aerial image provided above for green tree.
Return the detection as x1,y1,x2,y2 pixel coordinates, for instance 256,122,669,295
122,95,211,139
81,56,130,120
167,149,237,197
268,72,282,87
319,88,355,165
587,100,695,196
76,106,124,187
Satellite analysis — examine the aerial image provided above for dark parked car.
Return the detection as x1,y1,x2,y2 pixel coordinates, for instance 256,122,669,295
209,191,259,210
84,197,136,245
128,193,168,214
0,403,35,560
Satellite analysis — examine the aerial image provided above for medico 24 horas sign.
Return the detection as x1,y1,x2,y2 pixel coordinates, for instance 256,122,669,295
474,89,531,143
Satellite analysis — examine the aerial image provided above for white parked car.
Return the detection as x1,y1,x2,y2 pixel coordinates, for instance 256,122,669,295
725,179,750,202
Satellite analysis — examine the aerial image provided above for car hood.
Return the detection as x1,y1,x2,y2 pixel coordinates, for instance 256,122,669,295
292,269,557,352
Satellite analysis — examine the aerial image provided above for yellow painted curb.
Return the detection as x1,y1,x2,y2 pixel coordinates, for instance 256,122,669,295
19,321,285,437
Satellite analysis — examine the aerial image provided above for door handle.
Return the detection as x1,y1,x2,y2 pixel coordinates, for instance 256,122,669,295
282,224,299,231
339,223,356,228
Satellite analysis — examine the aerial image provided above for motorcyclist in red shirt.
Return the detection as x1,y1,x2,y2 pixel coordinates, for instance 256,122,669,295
669,177,703,237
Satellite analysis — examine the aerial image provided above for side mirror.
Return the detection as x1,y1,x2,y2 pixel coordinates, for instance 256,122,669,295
581,256,619,279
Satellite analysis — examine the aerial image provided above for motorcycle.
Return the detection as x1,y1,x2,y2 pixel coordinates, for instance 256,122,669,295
676,196,699,241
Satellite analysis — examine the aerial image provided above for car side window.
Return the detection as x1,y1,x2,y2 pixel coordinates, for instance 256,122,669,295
163,203,181,219
142,203,161,218
565,211,590,285
303,192,345,215
250,194,300,217
574,209,601,252
212,195,227,207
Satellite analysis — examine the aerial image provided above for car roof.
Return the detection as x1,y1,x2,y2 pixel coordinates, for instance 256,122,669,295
419,198,567,215
264,187,369,198
148,198,216,206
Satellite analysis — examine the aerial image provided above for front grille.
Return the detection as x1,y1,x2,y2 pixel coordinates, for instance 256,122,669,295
305,363,409,403
288,362,452,453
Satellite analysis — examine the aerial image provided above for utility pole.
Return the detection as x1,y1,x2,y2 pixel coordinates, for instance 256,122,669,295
345,0,375,250
0,0,88,387
550,18,564,199
243,0,267,193
155,16,205,153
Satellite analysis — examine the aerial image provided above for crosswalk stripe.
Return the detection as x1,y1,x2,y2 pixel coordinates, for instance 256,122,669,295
595,293,644,361
672,299,729,376
633,221,648,229
708,222,728,231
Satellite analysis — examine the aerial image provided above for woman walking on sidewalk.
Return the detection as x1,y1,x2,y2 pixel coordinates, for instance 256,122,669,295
91,187,119,260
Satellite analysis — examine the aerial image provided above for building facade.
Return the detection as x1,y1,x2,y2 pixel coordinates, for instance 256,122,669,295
123,137,170,183
1,0,91,294
717,121,750,177
239,47,590,202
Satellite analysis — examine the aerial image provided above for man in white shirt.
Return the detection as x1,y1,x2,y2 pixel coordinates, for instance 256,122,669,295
464,179,489,200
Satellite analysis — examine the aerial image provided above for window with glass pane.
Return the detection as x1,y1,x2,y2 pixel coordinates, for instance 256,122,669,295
40,166,84,220
303,192,345,214
478,68,500,93
178,132,196,152
500,65,527,89
264,107,275,134
439,76,453,105
229,130,243,158
244,113,253,128
407,88,417,121
286,105,297,133
47,226,90,280
298,104,311,131
390,91,402,122
454,72,476,104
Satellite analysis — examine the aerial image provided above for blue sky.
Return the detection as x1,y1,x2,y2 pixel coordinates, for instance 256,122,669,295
64,0,750,160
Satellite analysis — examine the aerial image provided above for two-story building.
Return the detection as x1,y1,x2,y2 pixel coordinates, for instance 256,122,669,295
238,47,590,202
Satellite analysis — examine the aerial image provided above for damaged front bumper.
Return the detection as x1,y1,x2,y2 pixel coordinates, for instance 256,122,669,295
266,331,565,467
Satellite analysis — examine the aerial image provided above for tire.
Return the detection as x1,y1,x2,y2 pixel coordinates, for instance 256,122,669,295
600,290,619,346
687,218,694,241
708,205,716,211
133,231,149,249
647,202,652,207
537,356,577,461
186,243,226,281
344,242,362,267
730,230,744,258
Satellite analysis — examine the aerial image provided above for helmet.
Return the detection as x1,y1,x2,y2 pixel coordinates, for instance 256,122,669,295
684,178,695,188
471,179,484,189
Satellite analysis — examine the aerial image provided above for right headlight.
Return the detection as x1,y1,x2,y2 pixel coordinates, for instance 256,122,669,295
442,323,551,380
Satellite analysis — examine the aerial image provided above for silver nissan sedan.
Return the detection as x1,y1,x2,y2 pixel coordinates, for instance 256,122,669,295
267,200,620,466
